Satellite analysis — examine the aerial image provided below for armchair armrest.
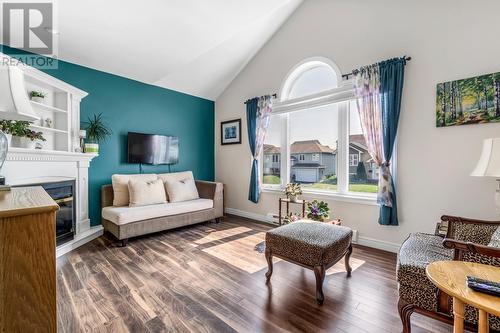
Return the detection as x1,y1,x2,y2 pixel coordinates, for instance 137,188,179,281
443,238,500,260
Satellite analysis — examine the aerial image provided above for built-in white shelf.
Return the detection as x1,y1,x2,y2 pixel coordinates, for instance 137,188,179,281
30,124,68,134
30,100,68,114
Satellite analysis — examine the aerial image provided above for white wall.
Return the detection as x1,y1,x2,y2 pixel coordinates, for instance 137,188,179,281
215,0,500,251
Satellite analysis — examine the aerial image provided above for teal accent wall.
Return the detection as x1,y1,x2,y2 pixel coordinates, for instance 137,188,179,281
1,46,215,226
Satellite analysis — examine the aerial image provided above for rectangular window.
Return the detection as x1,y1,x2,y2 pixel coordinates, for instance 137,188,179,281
349,101,379,194
349,154,359,166
289,104,338,192
263,115,282,186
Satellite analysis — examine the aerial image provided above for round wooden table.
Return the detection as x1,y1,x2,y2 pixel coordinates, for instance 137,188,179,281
426,261,500,333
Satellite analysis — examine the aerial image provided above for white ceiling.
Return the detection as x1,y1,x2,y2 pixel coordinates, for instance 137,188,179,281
3,0,302,100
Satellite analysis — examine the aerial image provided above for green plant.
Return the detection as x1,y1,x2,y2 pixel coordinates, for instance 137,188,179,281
306,200,330,221
0,120,14,134
30,91,46,98
356,162,367,181
284,183,302,198
25,130,46,141
84,113,112,143
0,120,45,141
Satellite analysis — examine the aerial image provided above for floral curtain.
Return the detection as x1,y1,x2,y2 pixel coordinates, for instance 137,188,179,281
354,58,406,225
246,95,273,203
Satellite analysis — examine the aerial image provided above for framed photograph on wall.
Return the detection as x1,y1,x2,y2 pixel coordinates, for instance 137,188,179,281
221,119,241,145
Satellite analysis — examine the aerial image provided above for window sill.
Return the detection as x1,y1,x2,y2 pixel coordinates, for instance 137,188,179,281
261,187,378,206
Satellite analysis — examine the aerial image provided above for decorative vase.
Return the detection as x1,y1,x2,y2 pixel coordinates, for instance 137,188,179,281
288,195,297,202
4,134,12,147
11,136,36,149
84,143,99,153
31,96,45,103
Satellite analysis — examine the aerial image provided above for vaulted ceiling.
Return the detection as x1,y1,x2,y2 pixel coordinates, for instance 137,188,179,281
4,0,302,100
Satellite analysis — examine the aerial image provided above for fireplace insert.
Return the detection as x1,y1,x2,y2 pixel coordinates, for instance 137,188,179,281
14,180,76,246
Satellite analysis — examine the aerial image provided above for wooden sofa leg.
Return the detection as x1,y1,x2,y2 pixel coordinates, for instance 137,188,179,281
398,298,414,333
215,217,221,224
120,239,129,247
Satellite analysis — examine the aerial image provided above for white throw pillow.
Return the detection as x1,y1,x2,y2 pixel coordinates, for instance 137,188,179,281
128,178,167,207
111,173,158,206
164,178,199,203
157,171,194,200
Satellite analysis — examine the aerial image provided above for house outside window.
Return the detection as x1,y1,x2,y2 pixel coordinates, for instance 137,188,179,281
262,57,385,196
349,154,359,166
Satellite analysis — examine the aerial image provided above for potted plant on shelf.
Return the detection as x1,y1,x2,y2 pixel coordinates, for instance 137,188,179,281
8,120,45,149
284,183,302,202
306,200,330,222
30,91,46,103
83,113,112,154
0,120,14,146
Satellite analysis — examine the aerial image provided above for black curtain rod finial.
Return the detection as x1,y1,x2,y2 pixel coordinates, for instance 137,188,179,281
342,55,411,79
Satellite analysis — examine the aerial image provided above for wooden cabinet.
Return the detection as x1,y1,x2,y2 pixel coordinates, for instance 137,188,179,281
0,187,59,333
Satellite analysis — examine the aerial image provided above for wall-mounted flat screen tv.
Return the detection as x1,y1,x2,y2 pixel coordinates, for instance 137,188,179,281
127,132,179,165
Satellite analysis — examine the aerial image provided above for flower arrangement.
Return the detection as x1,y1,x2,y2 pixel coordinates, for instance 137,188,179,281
306,200,330,221
284,183,302,201
282,212,301,224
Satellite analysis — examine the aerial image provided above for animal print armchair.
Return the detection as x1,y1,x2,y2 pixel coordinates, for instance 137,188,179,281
397,215,500,333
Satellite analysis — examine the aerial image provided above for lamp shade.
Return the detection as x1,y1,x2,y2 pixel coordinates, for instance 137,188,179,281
471,138,500,177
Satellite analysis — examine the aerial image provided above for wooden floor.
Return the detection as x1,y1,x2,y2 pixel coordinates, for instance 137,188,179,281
57,216,455,333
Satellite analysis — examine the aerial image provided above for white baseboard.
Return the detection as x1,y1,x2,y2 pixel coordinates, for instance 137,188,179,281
225,207,400,253
56,225,103,258
356,236,400,253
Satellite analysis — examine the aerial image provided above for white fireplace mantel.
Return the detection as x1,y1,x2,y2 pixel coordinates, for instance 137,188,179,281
3,148,102,257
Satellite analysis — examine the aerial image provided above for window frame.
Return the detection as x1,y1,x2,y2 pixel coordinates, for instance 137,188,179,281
261,58,395,204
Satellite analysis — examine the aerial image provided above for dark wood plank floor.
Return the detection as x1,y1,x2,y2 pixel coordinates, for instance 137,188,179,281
57,216,454,333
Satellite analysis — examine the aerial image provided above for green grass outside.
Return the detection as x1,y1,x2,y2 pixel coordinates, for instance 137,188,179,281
263,175,280,184
264,175,378,193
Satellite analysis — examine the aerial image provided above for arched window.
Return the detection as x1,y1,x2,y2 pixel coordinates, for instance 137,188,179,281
262,57,380,199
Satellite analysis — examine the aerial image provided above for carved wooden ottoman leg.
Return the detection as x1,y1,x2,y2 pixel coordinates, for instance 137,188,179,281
265,248,273,282
345,243,353,277
313,265,326,305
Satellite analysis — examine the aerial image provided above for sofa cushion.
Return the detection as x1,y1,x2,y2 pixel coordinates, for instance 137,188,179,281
128,178,167,207
157,171,194,200
112,173,158,206
164,178,199,203
397,233,453,293
102,198,213,225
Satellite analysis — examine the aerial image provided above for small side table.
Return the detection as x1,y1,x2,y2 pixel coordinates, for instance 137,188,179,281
426,261,500,333
278,198,306,225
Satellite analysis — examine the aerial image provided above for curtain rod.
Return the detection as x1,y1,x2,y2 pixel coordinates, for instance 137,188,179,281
341,56,411,79
244,93,278,104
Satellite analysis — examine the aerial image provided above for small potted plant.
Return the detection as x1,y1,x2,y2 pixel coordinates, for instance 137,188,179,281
282,212,300,224
0,120,14,146
306,200,330,222
8,120,45,149
83,113,112,154
284,183,302,202
30,91,46,103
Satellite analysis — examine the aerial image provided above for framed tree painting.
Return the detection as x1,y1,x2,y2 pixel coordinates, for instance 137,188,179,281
436,72,500,127
221,119,241,145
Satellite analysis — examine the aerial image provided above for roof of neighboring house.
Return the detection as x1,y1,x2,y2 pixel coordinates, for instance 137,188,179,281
263,144,280,154
290,140,335,154
292,163,325,168
349,134,368,151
